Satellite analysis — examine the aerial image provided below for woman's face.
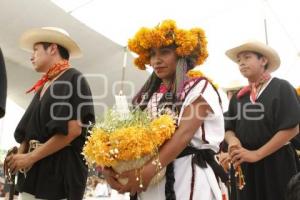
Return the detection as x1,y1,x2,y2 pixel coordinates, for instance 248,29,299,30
150,47,178,81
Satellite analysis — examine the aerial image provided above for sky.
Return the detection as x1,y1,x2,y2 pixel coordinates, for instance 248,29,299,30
1,0,299,150
0,98,23,150
52,0,300,87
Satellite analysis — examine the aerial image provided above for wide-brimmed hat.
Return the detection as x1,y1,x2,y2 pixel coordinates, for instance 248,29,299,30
222,80,245,92
20,27,82,58
225,40,280,72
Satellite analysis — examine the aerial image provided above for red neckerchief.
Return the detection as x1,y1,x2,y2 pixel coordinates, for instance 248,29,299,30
26,60,70,93
237,73,271,103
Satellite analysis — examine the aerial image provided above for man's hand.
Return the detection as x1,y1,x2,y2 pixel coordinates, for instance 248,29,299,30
228,137,242,154
3,147,18,182
218,152,230,172
230,147,261,168
5,152,35,175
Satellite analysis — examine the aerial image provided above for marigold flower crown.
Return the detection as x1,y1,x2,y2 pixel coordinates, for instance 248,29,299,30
296,86,300,96
128,19,208,70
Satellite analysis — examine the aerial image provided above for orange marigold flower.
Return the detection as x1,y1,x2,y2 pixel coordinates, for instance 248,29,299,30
128,19,208,69
296,86,300,96
186,69,219,89
82,112,176,167
187,70,204,78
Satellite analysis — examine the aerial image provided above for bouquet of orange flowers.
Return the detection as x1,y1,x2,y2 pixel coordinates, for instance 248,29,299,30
82,107,176,185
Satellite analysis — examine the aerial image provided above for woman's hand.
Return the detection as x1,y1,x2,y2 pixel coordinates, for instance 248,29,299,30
118,163,157,196
117,169,142,196
102,167,123,192
230,147,261,168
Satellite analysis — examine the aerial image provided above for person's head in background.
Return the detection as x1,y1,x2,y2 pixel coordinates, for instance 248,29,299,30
287,173,300,200
0,47,7,118
222,80,244,101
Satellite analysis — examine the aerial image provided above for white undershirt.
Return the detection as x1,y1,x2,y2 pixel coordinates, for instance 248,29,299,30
255,76,274,99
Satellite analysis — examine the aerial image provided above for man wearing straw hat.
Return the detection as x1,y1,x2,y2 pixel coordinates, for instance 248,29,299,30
222,80,245,101
4,27,95,200
0,47,7,119
224,40,300,200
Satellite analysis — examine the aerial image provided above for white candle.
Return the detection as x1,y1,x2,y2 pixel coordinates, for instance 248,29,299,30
115,95,130,119
123,48,128,68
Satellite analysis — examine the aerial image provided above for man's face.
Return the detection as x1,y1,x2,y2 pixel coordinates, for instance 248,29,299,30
237,51,268,80
30,43,52,72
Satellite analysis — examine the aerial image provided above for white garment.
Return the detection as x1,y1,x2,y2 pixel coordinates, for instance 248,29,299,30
94,182,110,197
18,192,66,200
139,80,224,200
110,190,130,200
252,76,273,100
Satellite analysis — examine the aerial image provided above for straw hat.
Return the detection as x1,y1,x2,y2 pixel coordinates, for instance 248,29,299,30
225,40,280,72
20,27,82,58
222,80,245,92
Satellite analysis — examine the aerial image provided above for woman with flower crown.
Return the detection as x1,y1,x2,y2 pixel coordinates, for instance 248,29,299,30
103,20,227,200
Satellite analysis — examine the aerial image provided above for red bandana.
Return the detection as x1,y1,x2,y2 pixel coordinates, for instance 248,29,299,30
26,60,70,93
237,73,271,103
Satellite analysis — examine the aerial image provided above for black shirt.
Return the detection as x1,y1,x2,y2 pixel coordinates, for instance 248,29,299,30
225,77,300,200
14,68,95,200
226,78,300,149
0,48,7,118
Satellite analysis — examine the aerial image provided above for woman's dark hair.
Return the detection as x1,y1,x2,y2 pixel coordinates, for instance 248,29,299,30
38,42,70,60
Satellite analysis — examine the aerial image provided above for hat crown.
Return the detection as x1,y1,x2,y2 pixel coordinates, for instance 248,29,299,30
225,40,281,72
19,27,82,58
41,27,70,37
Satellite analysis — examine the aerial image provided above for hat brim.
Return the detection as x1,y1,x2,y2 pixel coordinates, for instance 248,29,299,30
19,28,82,58
222,85,244,92
221,80,245,92
225,41,280,72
